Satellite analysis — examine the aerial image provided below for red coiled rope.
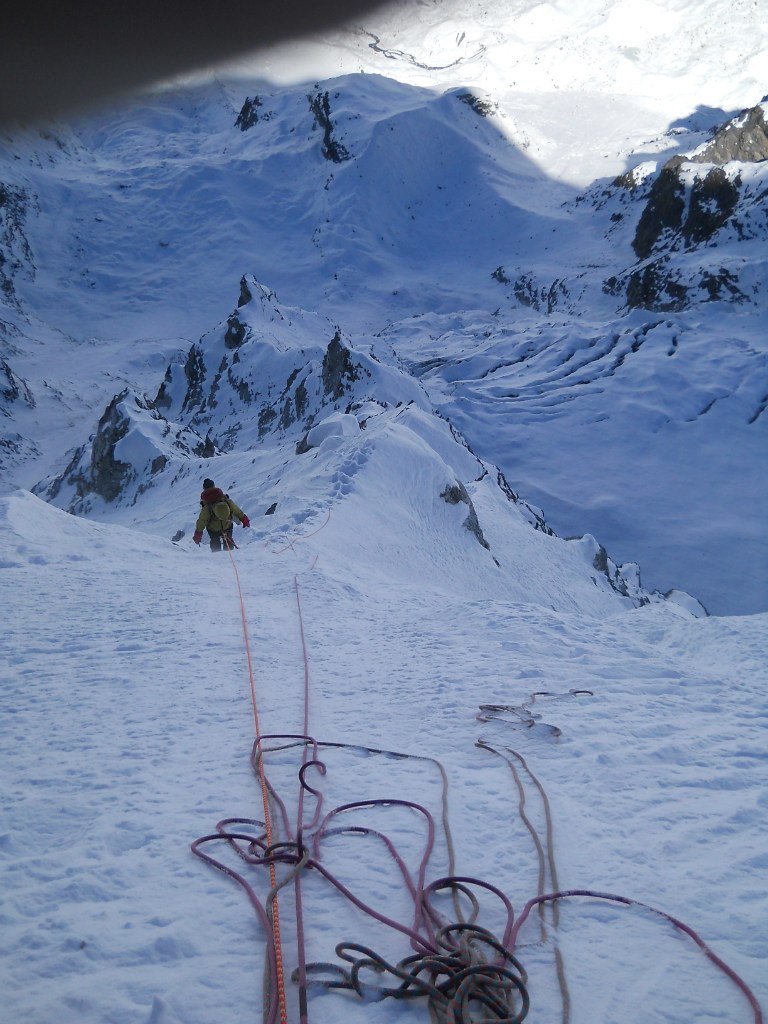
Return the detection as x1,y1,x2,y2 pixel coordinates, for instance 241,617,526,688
191,535,764,1024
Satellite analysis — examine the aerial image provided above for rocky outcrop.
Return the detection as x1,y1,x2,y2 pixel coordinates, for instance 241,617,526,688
235,96,268,131
0,183,35,304
491,268,571,313
36,390,209,511
113,277,424,466
308,90,350,163
625,262,689,312
496,470,555,536
689,103,768,165
568,534,655,607
224,313,247,349
632,158,687,260
611,103,767,312
322,331,362,399
683,168,740,245
441,481,491,552
1,358,35,411
87,393,136,502
632,160,741,260
456,92,497,117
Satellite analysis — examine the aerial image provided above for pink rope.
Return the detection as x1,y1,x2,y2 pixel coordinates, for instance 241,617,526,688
195,556,763,1024
511,889,763,1024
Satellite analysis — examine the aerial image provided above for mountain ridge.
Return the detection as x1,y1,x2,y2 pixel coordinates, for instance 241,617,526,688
1,23,766,613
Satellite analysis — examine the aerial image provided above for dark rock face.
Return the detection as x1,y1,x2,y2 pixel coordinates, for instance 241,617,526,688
624,157,748,310
637,106,768,253
698,267,744,301
237,275,253,307
258,405,277,436
513,273,568,313
85,392,134,502
308,90,350,163
235,96,263,131
224,314,247,349
591,541,638,600
38,386,210,509
1,358,35,409
0,182,34,303
294,379,308,420
154,365,173,410
456,92,496,117
441,483,466,506
492,267,569,313
632,158,686,260
626,263,688,311
440,481,491,551
0,359,36,476
151,287,372,455
690,104,768,165
622,106,766,310
181,346,206,413
322,331,361,399
496,470,554,536
682,167,740,246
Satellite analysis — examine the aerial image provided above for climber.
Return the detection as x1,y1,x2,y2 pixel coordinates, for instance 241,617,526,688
193,478,250,551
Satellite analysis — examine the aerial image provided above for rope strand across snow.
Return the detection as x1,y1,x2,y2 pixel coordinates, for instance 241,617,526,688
190,540,762,1024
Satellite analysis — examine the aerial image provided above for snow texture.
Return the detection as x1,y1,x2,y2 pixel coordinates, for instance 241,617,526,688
1,2,767,1022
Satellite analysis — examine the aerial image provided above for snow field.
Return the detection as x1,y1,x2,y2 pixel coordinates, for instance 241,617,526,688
1,2,767,1019
3,480,765,1024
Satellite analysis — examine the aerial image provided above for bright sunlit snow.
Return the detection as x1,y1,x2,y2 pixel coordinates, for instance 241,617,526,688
1,1,767,1022
2,468,766,1023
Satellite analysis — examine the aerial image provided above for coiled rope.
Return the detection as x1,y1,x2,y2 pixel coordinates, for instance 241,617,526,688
193,735,532,1024
191,532,762,1024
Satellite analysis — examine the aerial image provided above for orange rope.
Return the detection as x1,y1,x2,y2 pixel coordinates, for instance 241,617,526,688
226,542,289,1024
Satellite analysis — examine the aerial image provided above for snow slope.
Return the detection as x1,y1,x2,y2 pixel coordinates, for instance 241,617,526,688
1,7,767,1016
2,275,765,1022
2,4,766,610
1,473,765,1023
223,0,767,185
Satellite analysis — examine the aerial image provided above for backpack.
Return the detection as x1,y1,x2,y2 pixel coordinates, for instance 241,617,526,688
208,498,233,530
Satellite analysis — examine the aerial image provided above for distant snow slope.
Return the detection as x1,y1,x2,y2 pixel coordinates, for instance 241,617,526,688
229,0,766,182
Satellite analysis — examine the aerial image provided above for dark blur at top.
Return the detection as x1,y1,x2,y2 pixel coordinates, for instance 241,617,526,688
1,0,389,126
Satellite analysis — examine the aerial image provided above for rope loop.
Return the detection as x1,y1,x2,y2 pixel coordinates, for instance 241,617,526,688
191,558,763,1024
300,928,531,1021
298,759,327,795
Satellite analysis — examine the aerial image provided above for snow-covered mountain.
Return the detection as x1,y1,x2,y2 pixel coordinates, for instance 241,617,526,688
1,7,766,610
1,3,767,1023
31,274,659,614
